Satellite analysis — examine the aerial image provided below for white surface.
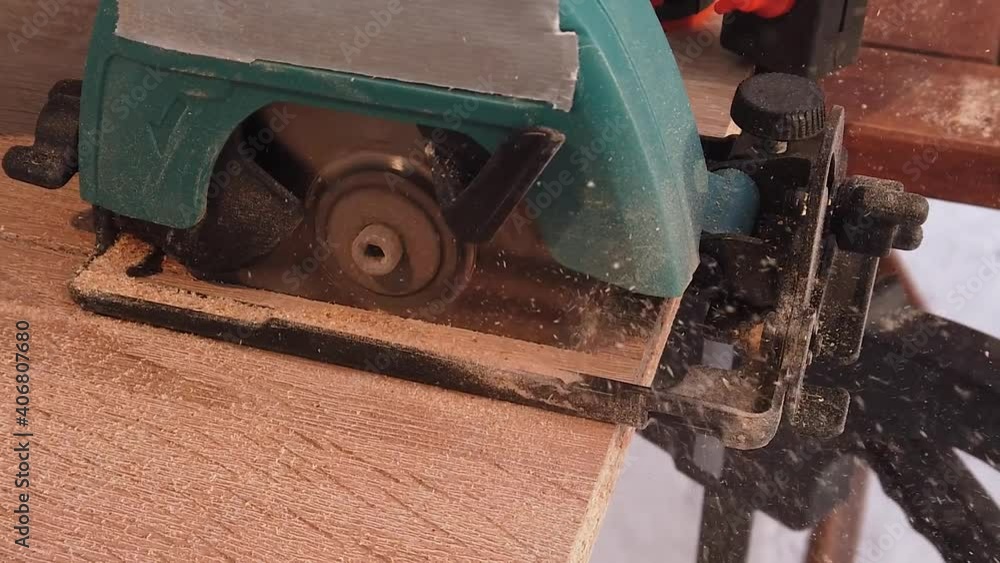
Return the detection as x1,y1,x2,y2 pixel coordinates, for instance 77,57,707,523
895,199,1000,338
594,199,1000,562
590,438,703,563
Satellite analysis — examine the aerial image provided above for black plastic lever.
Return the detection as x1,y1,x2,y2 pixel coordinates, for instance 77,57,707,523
441,127,565,244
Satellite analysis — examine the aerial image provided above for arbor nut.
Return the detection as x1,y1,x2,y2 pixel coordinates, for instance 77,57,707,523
834,176,930,257
351,223,405,277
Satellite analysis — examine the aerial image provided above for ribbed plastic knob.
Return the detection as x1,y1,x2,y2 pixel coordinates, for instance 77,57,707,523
731,73,827,141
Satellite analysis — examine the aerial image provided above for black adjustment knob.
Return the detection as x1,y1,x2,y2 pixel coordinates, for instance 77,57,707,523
731,73,827,141
833,176,930,257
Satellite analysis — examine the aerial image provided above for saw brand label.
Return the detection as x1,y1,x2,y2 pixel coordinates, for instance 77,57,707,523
114,0,580,110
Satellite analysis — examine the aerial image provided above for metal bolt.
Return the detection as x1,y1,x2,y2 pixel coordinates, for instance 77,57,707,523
351,223,404,277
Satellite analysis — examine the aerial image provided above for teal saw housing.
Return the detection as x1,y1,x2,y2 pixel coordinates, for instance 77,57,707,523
77,0,758,298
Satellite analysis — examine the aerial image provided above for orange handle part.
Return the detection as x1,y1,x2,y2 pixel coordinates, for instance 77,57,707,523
714,0,796,19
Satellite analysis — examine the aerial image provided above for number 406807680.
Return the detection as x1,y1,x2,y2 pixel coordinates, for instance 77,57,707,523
14,321,30,419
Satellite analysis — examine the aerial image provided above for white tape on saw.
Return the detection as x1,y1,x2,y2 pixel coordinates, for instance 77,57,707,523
115,0,580,110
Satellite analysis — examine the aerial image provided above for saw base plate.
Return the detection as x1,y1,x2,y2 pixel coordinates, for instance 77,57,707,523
70,236,679,426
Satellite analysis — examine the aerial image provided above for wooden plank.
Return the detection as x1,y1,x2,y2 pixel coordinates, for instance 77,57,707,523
0,145,648,560
669,14,751,137
0,1,708,559
824,47,1000,209
0,1,657,559
864,0,1000,64
69,235,670,404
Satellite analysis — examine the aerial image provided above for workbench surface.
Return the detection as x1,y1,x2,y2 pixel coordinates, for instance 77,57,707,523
825,0,1000,209
1,0,995,561
0,153,633,560
0,2,640,560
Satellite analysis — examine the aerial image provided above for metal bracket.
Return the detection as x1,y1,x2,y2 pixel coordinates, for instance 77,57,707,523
646,100,926,449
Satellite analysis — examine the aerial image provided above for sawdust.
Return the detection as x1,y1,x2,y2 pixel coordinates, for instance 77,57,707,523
73,239,272,324
952,76,998,140
921,75,999,140
71,236,667,388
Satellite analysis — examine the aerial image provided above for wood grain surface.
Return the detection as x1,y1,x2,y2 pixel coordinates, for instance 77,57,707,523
0,1,643,560
0,155,642,562
829,1,1000,209
669,14,751,137
1,0,990,560
0,0,717,559
864,0,1000,63
824,47,1000,209
70,236,673,408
